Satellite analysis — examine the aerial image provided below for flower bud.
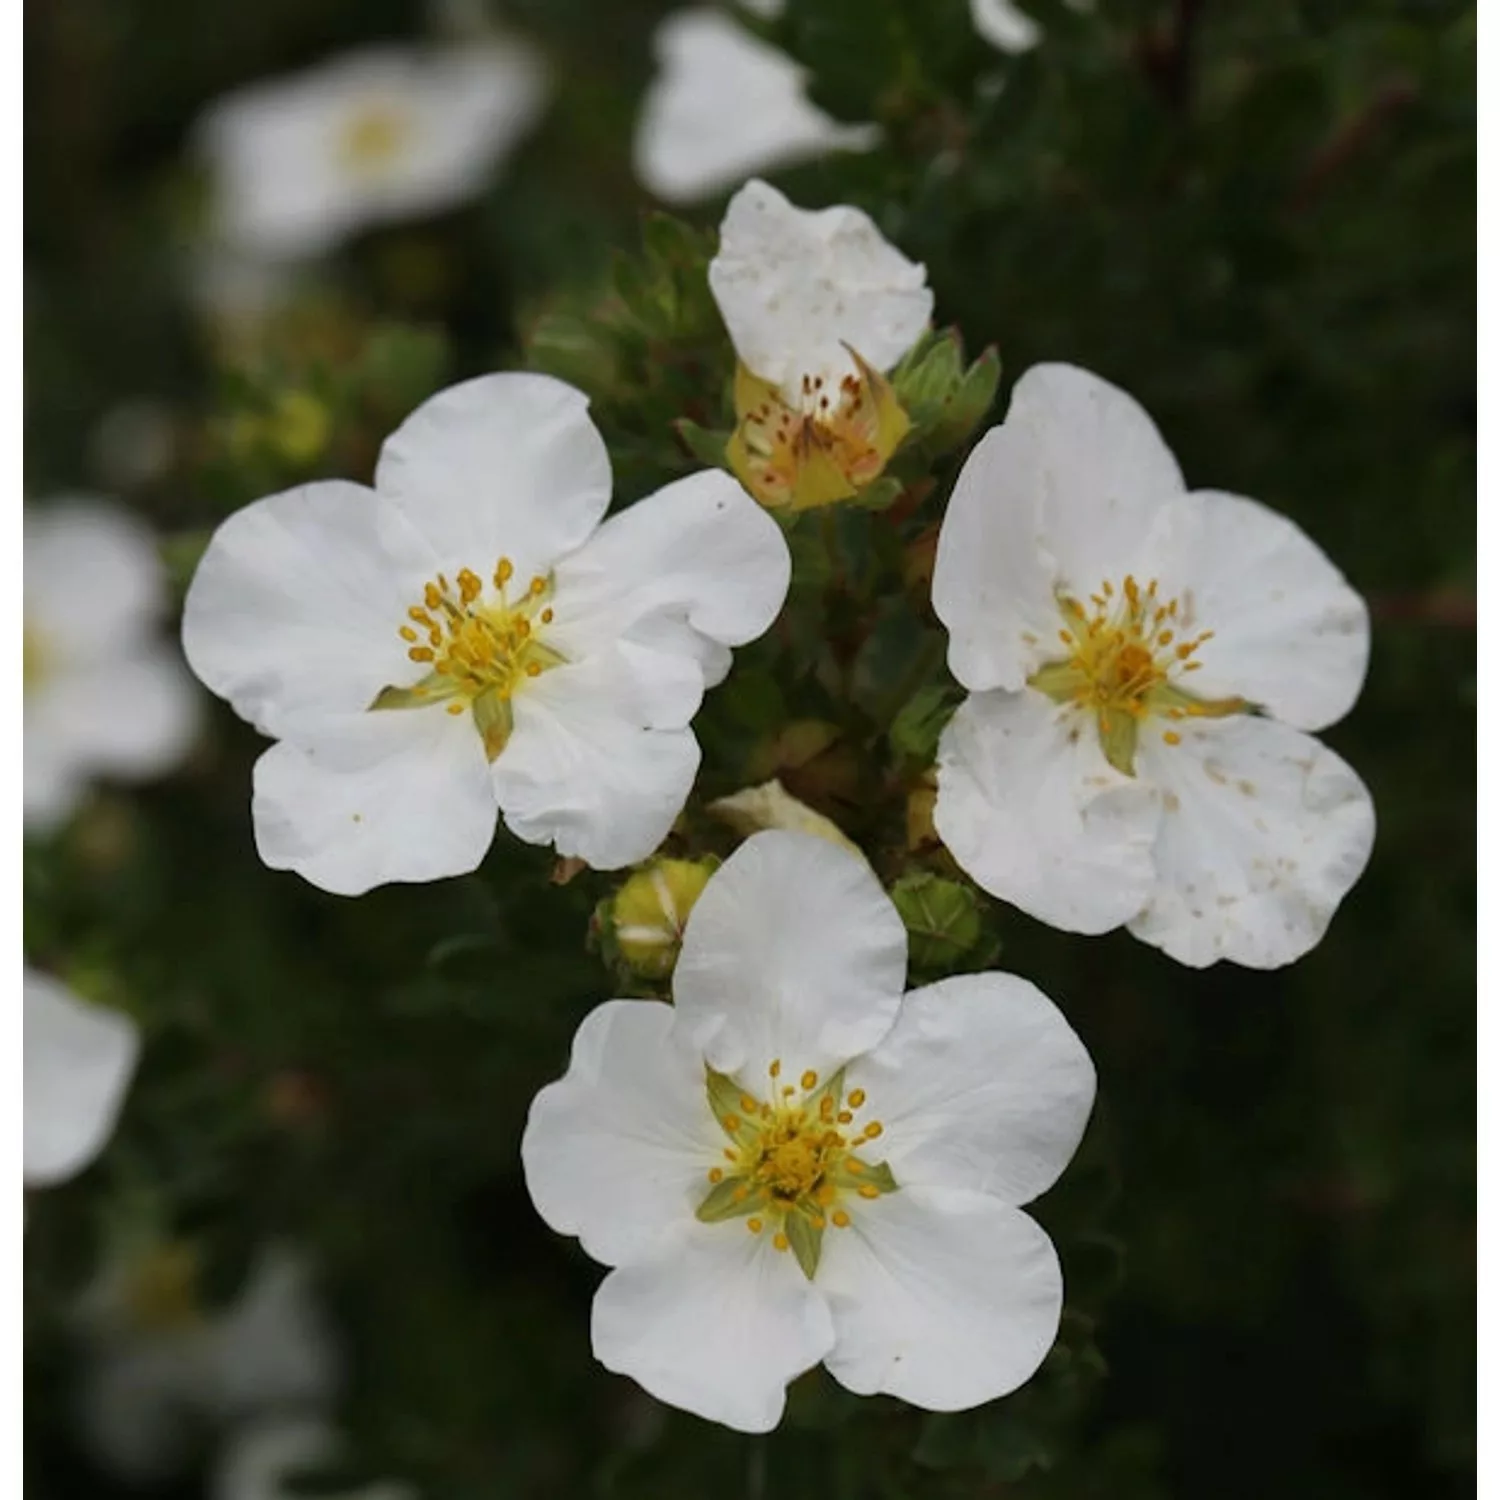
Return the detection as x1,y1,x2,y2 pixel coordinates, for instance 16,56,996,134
889,871,985,973
605,858,717,979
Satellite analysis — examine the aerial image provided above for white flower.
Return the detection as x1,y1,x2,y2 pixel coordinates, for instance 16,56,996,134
182,373,791,895
931,363,1375,969
75,1245,340,1484
25,500,200,833
196,42,547,262
522,829,1095,1432
969,0,1093,54
24,969,139,1189
634,10,878,205
215,1416,413,1500
709,179,934,510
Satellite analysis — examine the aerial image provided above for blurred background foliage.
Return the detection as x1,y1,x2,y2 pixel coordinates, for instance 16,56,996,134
24,0,1474,1496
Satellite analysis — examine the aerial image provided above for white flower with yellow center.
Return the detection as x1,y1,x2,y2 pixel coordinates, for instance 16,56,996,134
25,501,201,833
710,179,934,511
215,1416,413,1500
25,969,139,1190
182,373,791,895
522,830,1095,1432
634,9,878,205
74,1245,340,1484
932,363,1375,968
196,42,547,262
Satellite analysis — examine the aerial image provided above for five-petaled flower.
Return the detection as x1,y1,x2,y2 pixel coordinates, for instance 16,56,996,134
931,363,1375,968
709,179,934,512
195,42,548,263
24,500,201,833
25,968,140,1190
634,10,877,205
522,830,1096,1432
182,373,791,895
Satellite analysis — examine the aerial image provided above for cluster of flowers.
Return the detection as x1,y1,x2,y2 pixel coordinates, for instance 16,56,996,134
25,8,1374,1459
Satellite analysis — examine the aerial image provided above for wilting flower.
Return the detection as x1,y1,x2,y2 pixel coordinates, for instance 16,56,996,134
634,10,877,205
182,373,790,894
25,501,200,833
709,179,933,511
969,0,1041,52
707,777,863,858
523,830,1095,1432
215,1416,413,1500
196,42,547,262
931,363,1375,968
25,969,139,1189
74,1244,340,1484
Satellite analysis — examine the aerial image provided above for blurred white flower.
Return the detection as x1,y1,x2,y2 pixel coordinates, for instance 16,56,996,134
708,178,932,509
24,969,139,1189
182,373,791,894
75,1245,341,1484
25,500,200,832
969,0,1093,54
523,830,1095,1432
196,43,548,262
634,10,877,205
215,1415,414,1500
931,362,1375,968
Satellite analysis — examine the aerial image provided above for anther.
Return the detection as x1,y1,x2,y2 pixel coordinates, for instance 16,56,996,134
863,1121,883,1139
848,1089,866,1108
529,576,546,596
708,1167,724,1183
773,1232,790,1252
540,608,554,624
723,1115,741,1133
747,1218,764,1235
857,1184,880,1199
399,626,418,642
1163,731,1182,745
740,1095,757,1113
525,663,542,677
832,1210,851,1228
724,1148,738,1162
769,1060,782,1079
424,583,442,609
446,703,464,715
838,1111,853,1124
408,646,435,662
801,1070,817,1090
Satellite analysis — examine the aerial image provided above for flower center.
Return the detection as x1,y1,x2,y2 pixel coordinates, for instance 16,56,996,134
727,349,910,513
696,1059,897,1279
337,103,413,173
368,557,567,761
121,1243,203,1334
1027,574,1246,775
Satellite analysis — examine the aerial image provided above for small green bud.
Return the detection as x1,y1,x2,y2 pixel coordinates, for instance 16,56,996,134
605,858,718,979
889,871,986,972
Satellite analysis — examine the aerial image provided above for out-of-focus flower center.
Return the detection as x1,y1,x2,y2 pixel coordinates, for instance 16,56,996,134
1027,573,1246,775
727,350,910,513
121,1243,203,1334
696,1059,897,1279
337,103,414,173
369,558,566,761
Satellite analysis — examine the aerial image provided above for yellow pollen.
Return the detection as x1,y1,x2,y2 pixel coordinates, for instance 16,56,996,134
832,1210,851,1228
740,1095,757,1112
769,1059,782,1079
773,1232,790,1252
708,1167,724,1183
847,1089,866,1108
724,1148,738,1162
445,702,464,715
838,1110,853,1124
723,1115,741,1133
1164,730,1182,745
863,1121,884,1140
748,1218,764,1234
399,626,418,642
858,1184,880,1199
801,1070,818,1090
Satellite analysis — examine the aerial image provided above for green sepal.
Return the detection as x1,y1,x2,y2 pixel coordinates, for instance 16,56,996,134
1098,710,1140,776
368,674,451,711
1146,682,1253,720
672,418,731,470
1026,659,1087,705
831,1156,898,1195
705,1068,760,1147
784,1210,824,1281
695,1176,766,1223
924,345,1001,454
472,690,514,763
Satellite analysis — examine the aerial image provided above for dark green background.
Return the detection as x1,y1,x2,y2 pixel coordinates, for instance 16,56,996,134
24,0,1474,1496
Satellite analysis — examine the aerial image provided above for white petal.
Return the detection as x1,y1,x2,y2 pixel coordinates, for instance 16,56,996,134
374,373,611,581
850,973,1095,1205
182,480,431,737
522,1000,721,1267
1130,715,1375,968
494,653,702,869
591,1220,834,1433
931,423,1071,693
708,178,933,392
549,469,790,665
673,830,906,1081
29,652,199,781
1147,490,1370,732
634,10,877,205
23,723,86,833
208,1249,342,1418
1005,363,1185,597
970,0,1041,52
252,708,497,895
25,970,139,1187
25,499,165,660
934,690,1161,935
76,1334,216,1482
820,1186,1062,1411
